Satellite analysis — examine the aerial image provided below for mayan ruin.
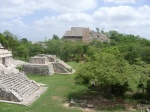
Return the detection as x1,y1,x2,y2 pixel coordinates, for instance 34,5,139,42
63,27,110,43
0,44,46,105
23,54,75,75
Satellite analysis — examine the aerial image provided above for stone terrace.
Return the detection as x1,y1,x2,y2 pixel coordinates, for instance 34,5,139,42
0,64,39,102
23,54,75,75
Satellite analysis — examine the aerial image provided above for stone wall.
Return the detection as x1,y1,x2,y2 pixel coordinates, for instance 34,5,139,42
23,64,54,76
48,57,55,62
0,55,13,65
47,55,57,62
29,57,48,64
5,56,13,64
82,28,90,43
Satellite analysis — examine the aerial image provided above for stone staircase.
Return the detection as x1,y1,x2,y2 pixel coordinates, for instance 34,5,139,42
0,64,39,102
53,59,75,74
53,63,69,73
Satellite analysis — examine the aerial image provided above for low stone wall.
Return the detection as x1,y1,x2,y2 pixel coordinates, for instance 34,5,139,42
29,57,48,64
22,64,54,76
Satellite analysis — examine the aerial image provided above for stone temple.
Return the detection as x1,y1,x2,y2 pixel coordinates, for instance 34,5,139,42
23,54,75,75
0,43,46,105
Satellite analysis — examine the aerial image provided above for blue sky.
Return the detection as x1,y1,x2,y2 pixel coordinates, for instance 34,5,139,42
0,0,150,41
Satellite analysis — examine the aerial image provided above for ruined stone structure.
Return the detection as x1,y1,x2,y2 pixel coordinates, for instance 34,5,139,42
0,43,46,105
0,43,13,65
63,27,110,43
0,64,39,102
23,54,74,75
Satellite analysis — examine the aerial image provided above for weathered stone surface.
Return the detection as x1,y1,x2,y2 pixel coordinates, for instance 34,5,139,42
23,54,75,75
0,64,40,102
0,44,44,103
23,64,54,76
69,99,87,108
86,104,94,108
0,43,12,65
63,27,110,43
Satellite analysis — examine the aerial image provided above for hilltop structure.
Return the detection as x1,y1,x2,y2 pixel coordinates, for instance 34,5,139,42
23,54,75,75
0,43,46,105
63,27,109,43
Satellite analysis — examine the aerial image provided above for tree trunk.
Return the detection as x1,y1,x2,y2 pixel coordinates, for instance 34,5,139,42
107,84,112,97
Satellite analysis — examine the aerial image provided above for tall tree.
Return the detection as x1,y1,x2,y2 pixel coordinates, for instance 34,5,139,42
75,50,133,96
52,34,59,40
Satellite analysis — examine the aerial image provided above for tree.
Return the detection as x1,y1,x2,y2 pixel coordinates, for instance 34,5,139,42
15,45,28,59
0,33,8,47
29,44,44,57
46,39,62,56
60,40,76,62
3,30,20,50
124,45,140,64
101,28,104,34
20,38,28,44
75,51,133,96
140,47,150,63
96,28,99,32
86,46,100,60
89,39,104,48
74,44,84,63
52,34,59,40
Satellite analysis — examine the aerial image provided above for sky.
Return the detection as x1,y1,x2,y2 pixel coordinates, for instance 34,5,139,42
0,0,150,41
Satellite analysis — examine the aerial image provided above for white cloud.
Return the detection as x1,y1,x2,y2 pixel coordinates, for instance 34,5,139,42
92,5,150,39
35,13,93,26
0,0,150,41
0,0,97,19
34,13,94,40
103,0,137,4
48,0,97,13
93,6,138,23
0,19,28,29
12,19,28,28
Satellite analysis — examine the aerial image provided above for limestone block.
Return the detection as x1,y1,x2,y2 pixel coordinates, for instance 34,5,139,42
23,64,54,75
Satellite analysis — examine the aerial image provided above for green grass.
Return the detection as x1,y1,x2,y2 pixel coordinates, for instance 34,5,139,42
66,61,81,69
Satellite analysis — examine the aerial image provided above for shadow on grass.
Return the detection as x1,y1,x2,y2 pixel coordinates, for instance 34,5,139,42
67,88,101,99
66,87,126,111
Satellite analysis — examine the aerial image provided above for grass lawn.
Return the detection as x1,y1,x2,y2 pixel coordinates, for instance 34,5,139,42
66,61,81,69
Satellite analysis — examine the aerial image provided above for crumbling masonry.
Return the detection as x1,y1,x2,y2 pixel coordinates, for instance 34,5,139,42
23,54,75,75
0,43,46,104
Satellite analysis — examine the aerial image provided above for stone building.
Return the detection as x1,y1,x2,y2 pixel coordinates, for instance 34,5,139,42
63,27,110,43
23,54,75,76
0,43,13,65
0,43,46,105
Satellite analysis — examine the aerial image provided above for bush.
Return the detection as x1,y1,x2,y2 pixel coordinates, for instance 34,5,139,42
111,82,130,96
146,79,150,96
